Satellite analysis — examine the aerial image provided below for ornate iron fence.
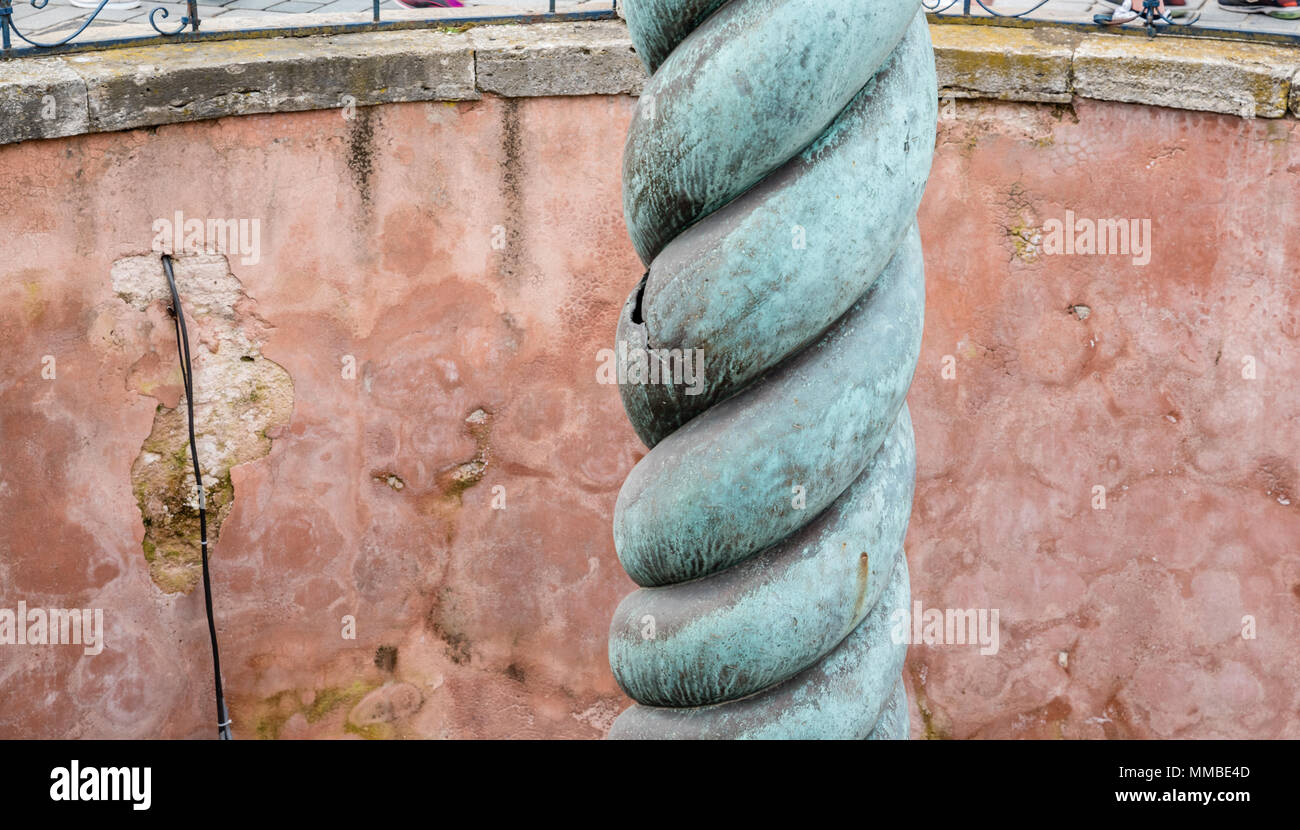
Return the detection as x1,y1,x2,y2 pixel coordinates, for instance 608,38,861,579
7,0,1300,60
0,0,618,57
1,0,197,52
926,0,1053,17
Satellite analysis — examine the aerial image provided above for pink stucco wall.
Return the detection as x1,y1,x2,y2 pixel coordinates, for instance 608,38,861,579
0,91,1296,739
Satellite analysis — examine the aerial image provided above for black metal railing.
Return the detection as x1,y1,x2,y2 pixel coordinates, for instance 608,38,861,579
926,0,1053,18
2,0,196,52
0,0,617,57
7,0,1300,60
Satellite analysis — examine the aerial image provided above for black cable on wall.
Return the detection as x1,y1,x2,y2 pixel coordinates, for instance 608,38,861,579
161,254,232,741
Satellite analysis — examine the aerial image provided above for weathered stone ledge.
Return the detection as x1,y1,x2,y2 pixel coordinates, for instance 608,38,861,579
0,21,644,145
935,23,1300,120
1,18,1296,146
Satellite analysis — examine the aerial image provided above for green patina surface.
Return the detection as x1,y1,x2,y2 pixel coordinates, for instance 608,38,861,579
622,0,921,264
607,0,934,738
609,409,916,708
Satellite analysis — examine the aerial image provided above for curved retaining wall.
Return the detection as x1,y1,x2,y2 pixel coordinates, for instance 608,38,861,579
0,20,1297,738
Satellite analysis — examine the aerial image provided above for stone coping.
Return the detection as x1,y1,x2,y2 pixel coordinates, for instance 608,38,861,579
1,17,1297,146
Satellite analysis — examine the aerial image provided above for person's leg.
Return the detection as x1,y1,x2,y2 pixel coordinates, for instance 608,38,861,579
1218,0,1300,18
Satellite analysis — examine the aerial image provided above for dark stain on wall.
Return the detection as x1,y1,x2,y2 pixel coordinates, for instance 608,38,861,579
497,98,527,287
374,645,398,673
347,107,376,212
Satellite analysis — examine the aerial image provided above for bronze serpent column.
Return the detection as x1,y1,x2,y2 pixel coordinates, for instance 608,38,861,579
607,0,935,739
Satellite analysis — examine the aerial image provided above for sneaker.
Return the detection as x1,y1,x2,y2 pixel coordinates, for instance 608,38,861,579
393,0,465,8
1217,0,1300,17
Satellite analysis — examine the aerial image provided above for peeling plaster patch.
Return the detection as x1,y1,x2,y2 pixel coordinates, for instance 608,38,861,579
909,661,952,740
113,253,294,594
572,699,623,734
413,407,494,544
1253,455,1296,509
373,472,405,491
441,407,491,499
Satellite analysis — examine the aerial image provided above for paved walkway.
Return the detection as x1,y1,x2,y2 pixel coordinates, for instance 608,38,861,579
6,0,1300,52
943,0,1300,36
